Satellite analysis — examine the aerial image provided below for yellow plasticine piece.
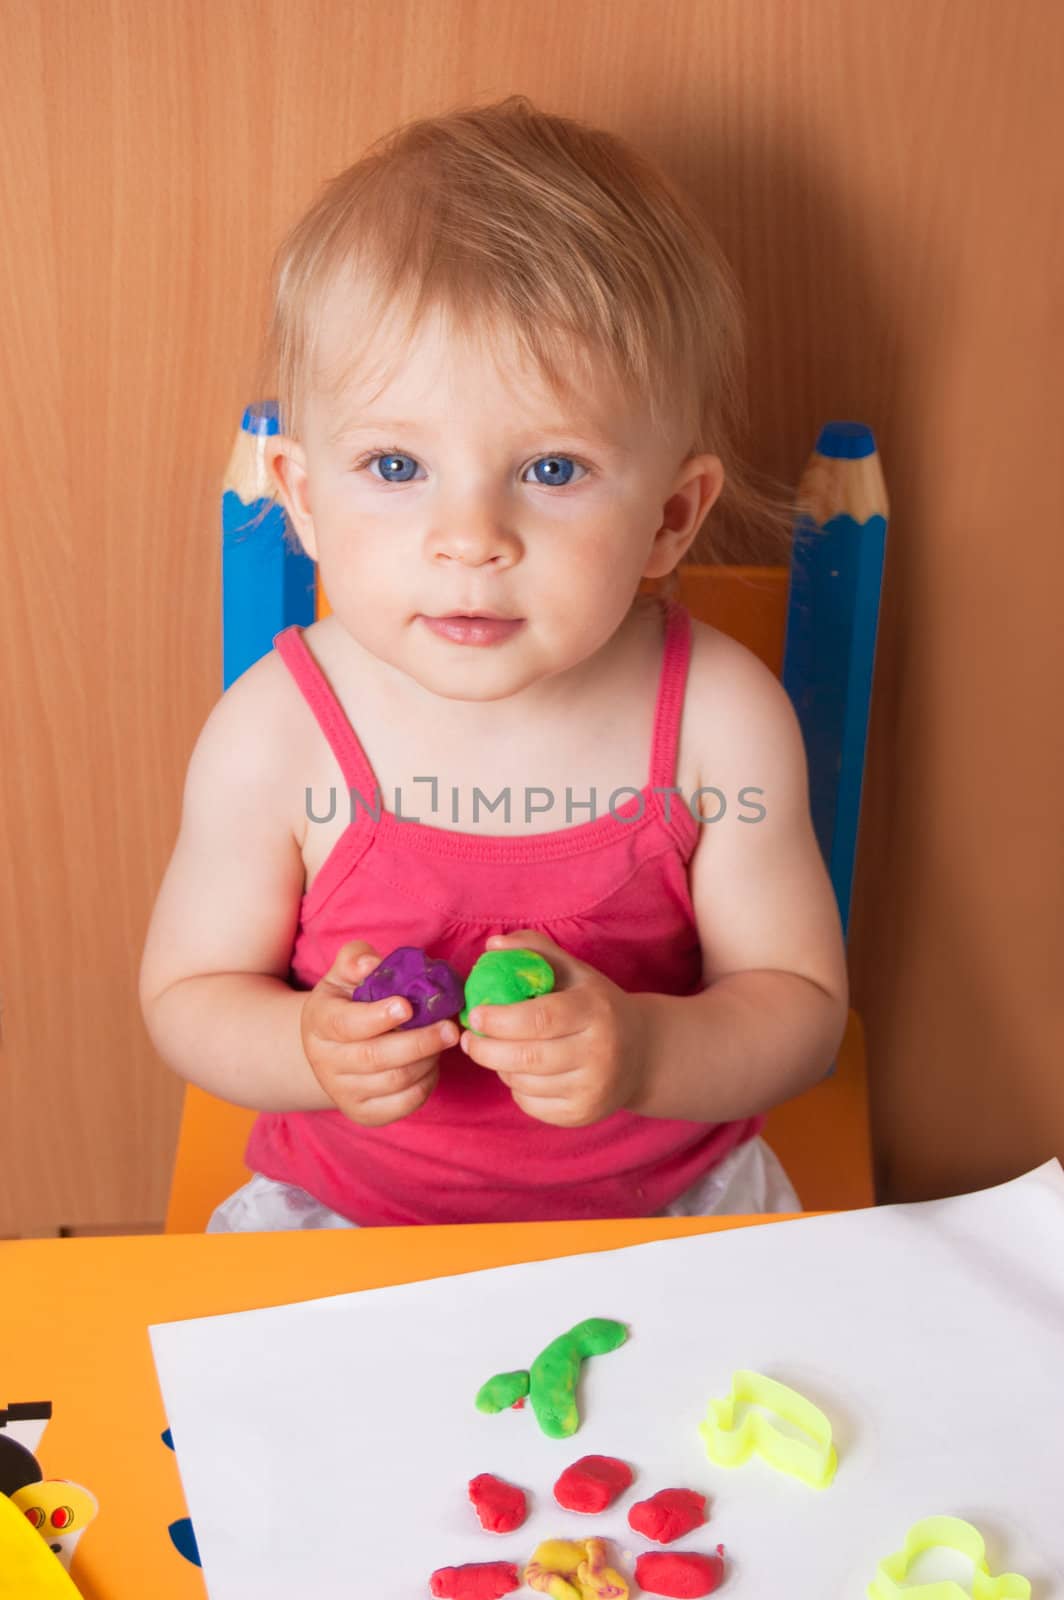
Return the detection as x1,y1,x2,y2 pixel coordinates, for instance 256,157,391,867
531,1540,588,1568
0,1492,86,1598
867,1517,1031,1600
527,1573,581,1600
576,1537,629,1599
525,1537,629,1600
526,1540,586,1600
699,1368,837,1489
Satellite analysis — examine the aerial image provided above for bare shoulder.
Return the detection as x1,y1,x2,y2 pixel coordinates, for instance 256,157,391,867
212,634,312,737
682,615,848,1006
138,647,310,1009
684,616,809,811
188,644,313,842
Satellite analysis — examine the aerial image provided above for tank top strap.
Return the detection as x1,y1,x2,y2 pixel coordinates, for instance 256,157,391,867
648,597,692,791
272,626,380,799
272,607,688,807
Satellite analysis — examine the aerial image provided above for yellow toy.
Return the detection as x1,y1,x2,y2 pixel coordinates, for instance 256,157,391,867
699,1368,837,1489
0,1491,86,1598
12,1479,98,1570
867,1517,1031,1600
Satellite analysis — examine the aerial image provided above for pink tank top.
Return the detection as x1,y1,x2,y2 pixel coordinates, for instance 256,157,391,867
245,597,761,1224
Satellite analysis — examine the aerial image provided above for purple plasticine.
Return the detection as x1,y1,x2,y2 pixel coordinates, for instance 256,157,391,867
350,945,465,1031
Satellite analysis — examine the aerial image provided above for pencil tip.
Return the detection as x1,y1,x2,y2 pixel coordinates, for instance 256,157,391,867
816,420,876,459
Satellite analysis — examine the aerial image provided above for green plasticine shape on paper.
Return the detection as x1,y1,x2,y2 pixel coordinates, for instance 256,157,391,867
476,1318,629,1439
475,1370,530,1413
460,950,555,1032
866,1517,1031,1600
699,1369,837,1489
529,1317,628,1439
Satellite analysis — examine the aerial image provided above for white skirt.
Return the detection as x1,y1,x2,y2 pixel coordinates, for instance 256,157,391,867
205,1136,801,1233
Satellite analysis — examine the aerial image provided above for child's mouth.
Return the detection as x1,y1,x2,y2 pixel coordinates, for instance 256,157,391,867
420,614,525,647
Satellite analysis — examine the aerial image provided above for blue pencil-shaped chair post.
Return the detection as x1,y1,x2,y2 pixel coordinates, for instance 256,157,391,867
221,401,316,690
782,421,888,944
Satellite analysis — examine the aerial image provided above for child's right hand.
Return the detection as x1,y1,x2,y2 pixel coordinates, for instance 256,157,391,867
300,941,460,1127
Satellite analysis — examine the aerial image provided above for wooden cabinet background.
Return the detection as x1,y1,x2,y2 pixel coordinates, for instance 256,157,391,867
1,0,1061,1233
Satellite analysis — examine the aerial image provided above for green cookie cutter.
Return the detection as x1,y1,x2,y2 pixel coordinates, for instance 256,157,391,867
699,1369,837,1489
867,1517,1031,1600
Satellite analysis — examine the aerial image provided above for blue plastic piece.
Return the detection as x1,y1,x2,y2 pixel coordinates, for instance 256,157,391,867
168,1516,202,1567
161,1424,201,1566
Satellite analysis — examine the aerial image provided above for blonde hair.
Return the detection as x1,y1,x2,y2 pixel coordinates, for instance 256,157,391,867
254,94,797,571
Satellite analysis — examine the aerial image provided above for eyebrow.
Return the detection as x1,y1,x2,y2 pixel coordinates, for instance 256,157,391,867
330,417,623,450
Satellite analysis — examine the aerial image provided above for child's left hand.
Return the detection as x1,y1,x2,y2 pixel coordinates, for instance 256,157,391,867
459,930,651,1127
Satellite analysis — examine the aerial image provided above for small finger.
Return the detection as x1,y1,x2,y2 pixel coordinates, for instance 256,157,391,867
344,993,413,1037
345,1015,459,1066
510,1090,594,1128
342,1053,440,1102
337,942,379,978
461,1032,572,1075
318,949,380,1007
466,993,578,1039
343,1070,439,1127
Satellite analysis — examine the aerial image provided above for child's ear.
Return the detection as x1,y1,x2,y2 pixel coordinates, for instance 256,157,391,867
264,436,319,562
643,453,725,578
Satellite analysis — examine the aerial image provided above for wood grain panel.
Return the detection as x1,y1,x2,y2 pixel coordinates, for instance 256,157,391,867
0,0,1061,1230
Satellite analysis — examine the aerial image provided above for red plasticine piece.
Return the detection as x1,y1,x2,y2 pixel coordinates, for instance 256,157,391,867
429,1562,521,1599
628,1488,707,1544
635,1547,726,1598
468,1473,528,1533
553,1454,633,1513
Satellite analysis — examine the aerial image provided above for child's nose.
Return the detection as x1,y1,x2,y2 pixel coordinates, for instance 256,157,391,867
430,514,520,567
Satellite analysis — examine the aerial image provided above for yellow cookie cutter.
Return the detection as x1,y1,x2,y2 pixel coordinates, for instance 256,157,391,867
699,1368,837,1489
867,1517,1031,1600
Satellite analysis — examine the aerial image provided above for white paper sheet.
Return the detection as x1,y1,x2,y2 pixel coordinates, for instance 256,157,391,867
149,1162,1064,1598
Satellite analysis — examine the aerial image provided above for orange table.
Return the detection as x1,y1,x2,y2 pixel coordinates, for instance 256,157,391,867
2,1215,789,1599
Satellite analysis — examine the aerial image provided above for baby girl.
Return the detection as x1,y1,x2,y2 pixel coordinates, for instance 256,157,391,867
139,96,848,1230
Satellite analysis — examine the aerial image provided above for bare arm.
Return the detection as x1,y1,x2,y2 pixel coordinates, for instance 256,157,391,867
138,658,333,1112
629,626,849,1122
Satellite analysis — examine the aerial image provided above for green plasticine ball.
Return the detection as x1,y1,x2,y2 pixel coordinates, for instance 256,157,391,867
460,949,555,1033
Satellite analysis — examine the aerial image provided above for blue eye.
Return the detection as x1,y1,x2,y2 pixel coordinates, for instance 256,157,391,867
370,452,420,483
355,450,589,488
526,456,584,488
